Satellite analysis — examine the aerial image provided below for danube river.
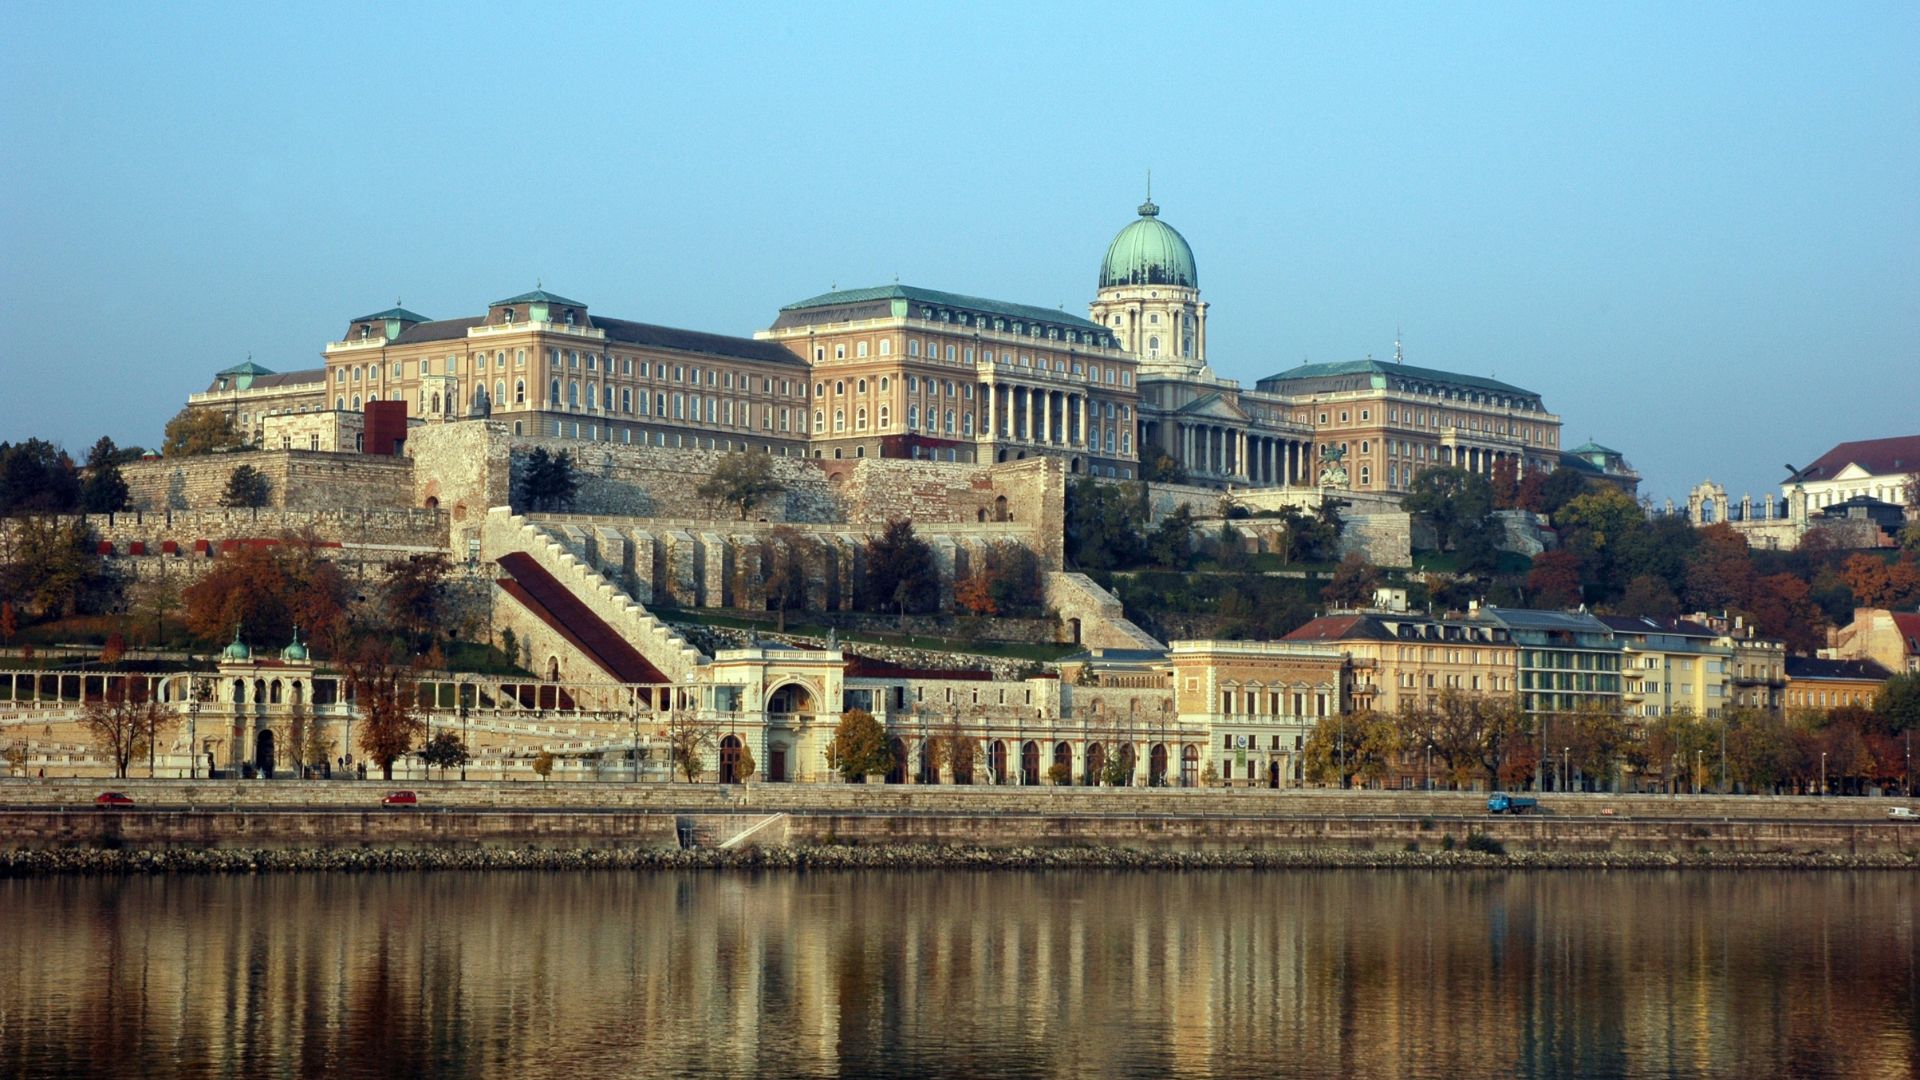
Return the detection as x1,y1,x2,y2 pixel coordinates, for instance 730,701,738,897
0,870,1912,1079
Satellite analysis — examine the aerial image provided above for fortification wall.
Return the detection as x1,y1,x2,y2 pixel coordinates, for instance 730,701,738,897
122,451,414,512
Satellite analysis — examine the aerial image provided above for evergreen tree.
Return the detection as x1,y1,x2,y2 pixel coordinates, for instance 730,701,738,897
220,463,271,508
515,447,579,513
859,519,939,615
80,437,130,513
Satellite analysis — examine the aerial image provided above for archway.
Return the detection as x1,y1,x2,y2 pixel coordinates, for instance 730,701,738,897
1181,745,1199,787
1084,742,1105,786
1149,744,1168,787
886,737,908,784
1115,744,1136,787
1020,741,1040,786
1053,741,1073,784
1067,618,1082,645
993,495,1009,521
255,729,276,778
917,739,940,785
768,682,816,715
1268,760,1281,789
719,735,742,784
989,741,1008,785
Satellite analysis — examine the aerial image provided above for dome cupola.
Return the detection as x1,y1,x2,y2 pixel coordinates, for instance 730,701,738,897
1098,197,1198,290
221,626,252,662
280,628,309,663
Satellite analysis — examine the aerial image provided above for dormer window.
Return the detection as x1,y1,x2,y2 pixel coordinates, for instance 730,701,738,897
503,308,515,324
357,324,370,339
564,309,576,326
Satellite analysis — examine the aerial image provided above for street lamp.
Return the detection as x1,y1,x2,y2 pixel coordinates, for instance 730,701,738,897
1562,745,1570,795
458,681,470,782
187,674,201,780
1819,751,1827,796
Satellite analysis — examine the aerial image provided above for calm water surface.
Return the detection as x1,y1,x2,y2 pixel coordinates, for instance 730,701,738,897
0,870,1913,1079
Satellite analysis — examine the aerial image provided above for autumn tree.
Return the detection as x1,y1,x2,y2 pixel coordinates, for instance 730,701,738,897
162,408,245,456
1840,552,1920,609
733,741,756,782
665,706,719,782
1302,709,1400,788
81,680,173,779
345,645,426,781
1744,572,1827,654
830,708,892,781
759,527,810,632
956,542,1043,619
697,451,785,520
1526,550,1584,609
181,531,350,653
380,552,451,650
80,437,130,514
0,517,110,619
1320,553,1381,608
532,751,555,781
126,564,184,645
859,519,939,616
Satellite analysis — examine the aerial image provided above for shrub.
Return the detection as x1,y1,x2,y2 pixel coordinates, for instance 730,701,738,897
1464,833,1507,856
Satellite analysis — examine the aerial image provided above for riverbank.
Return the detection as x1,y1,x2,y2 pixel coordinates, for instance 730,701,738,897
4,843,1916,877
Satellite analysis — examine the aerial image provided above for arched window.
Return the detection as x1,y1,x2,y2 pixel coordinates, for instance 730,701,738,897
1148,336,1160,351
856,407,867,431
944,409,955,433
549,379,561,404
834,380,845,396
494,380,505,407
857,378,867,394
813,410,824,433
515,380,526,404
587,384,599,409
834,408,845,432
335,396,345,410
567,381,579,407
351,394,361,409
907,405,919,429
879,376,889,391
962,413,974,435
878,405,890,427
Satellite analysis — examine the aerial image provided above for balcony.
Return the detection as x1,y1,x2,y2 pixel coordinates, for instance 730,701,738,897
469,320,606,341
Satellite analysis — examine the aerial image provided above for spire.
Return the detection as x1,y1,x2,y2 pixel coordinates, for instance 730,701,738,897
1393,327,1404,364
1138,170,1159,217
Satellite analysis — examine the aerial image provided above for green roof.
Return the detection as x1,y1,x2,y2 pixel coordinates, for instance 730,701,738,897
351,307,431,324
1258,358,1538,398
780,284,1102,331
216,361,276,377
1569,441,1619,456
492,289,587,308
1099,199,1198,289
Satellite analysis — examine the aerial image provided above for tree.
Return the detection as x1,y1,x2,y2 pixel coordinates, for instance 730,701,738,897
1302,710,1400,787
1064,477,1148,577
697,451,785,520
1614,574,1680,618
81,680,173,779
220,464,271,508
1140,449,1186,485
346,645,426,781
1537,468,1592,517
182,539,350,652
1876,673,1920,735
126,565,183,645
1554,485,1644,599
1683,523,1756,612
0,516,109,619
734,741,756,782
1146,505,1195,570
303,712,333,775
1744,572,1827,654
830,708,891,780
1046,761,1071,786
162,408,245,456
859,519,939,616
759,527,810,632
666,706,717,782
1526,550,1584,609
419,730,471,779
514,447,578,513
0,438,81,514
532,751,555,781
380,552,451,650
1840,552,1920,609
1402,466,1498,569
80,437,130,514
956,542,1043,619
1320,553,1380,608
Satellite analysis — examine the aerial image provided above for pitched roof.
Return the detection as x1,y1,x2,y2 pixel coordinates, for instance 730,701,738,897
1570,441,1620,456
1892,613,1920,654
393,317,486,344
351,307,431,324
492,289,588,308
1596,615,1717,638
779,284,1103,331
594,317,805,366
1789,434,1920,484
1282,614,1384,642
217,360,276,377
1256,358,1538,398
1784,656,1893,682
202,367,325,393
1478,607,1613,634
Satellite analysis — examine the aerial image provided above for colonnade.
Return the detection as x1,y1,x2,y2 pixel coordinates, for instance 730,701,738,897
981,383,1116,455
1166,422,1314,486
1443,444,1526,476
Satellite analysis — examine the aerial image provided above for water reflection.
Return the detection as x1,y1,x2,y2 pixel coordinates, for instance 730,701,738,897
0,871,1913,1078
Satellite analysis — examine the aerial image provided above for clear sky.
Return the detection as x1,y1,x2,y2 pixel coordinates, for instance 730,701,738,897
2,2,1914,503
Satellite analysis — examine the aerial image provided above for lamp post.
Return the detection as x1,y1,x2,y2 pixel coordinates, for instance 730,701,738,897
1425,743,1433,792
1819,751,1827,796
187,675,201,781
1719,714,1728,796
1562,745,1570,794
458,682,470,782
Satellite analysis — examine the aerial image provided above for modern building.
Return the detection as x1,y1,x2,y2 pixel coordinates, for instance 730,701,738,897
1599,616,1729,718
1474,607,1623,718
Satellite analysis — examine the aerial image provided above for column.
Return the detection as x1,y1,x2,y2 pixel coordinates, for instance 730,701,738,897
1077,395,1088,450
1018,388,1030,442
983,383,995,441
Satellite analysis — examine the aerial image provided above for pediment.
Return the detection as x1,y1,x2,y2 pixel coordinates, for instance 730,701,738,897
1175,392,1249,422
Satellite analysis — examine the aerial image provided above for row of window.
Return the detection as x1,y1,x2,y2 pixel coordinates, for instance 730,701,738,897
812,341,1134,387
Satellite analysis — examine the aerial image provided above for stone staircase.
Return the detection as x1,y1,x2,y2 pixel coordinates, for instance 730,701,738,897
483,509,706,682
675,812,790,849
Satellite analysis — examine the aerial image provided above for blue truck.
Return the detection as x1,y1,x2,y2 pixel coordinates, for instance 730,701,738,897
1486,792,1539,814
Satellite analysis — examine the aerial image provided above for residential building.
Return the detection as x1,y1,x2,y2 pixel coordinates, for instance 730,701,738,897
1783,656,1892,711
1599,616,1729,718
1474,607,1623,717
1281,611,1517,715
1826,607,1920,676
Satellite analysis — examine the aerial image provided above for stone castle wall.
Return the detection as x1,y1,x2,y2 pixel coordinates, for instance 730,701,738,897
122,451,414,512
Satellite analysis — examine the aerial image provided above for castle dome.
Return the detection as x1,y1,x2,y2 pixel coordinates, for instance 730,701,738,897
280,628,308,663
221,627,251,662
1098,198,1198,290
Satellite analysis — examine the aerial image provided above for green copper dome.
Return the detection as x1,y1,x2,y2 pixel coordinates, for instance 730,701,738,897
1099,198,1198,290
280,628,308,663
221,627,251,662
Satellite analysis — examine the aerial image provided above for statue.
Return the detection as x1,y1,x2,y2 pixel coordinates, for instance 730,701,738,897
1316,444,1350,490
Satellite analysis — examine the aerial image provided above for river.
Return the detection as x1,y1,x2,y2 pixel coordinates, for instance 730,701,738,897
0,870,1912,1078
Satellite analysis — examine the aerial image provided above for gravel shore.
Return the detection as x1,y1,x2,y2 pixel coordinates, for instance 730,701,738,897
2,844,1913,876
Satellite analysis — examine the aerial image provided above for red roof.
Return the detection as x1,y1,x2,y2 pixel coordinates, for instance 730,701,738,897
1894,613,1920,656
1281,614,1370,642
495,552,666,684
1792,435,1920,484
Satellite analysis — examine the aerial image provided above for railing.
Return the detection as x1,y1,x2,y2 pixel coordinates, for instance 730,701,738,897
469,321,606,340
324,337,389,352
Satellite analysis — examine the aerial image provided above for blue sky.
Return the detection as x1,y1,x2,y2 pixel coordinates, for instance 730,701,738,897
2,2,1914,503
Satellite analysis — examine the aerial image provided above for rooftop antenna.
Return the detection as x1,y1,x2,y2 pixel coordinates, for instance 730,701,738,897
1394,326,1404,363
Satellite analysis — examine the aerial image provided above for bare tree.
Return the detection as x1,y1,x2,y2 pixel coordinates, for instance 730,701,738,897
81,680,173,779
344,645,425,781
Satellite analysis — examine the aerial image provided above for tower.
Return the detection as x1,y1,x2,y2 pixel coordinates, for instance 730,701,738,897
1088,188,1207,372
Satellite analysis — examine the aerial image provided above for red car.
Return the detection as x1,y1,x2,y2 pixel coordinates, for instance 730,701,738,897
94,791,135,807
381,790,418,807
